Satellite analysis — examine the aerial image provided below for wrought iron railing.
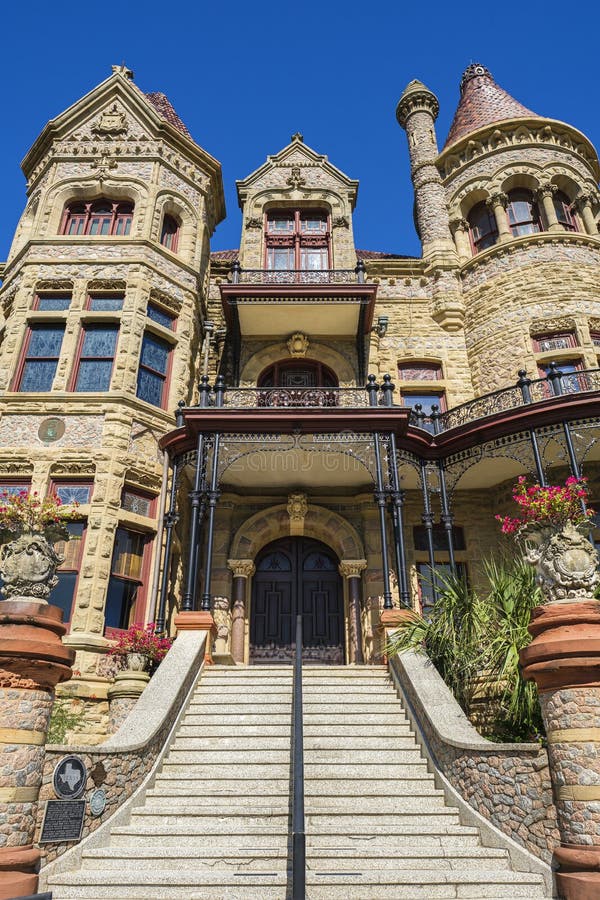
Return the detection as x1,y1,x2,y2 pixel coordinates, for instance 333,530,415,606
222,386,372,409
409,365,600,434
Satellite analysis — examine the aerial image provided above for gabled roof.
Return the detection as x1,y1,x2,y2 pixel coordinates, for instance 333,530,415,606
444,64,538,149
236,134,359,209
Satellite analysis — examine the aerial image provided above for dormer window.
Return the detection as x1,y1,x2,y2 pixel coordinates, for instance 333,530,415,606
265,210,330,270
61,200,133,236
160,215,180,252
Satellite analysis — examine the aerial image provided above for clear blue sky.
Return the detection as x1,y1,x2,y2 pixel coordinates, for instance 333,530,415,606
1,0,599,261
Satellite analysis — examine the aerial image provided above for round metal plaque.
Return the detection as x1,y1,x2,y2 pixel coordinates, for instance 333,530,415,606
53,755,87,800
38,417,65,443
89,788,106,817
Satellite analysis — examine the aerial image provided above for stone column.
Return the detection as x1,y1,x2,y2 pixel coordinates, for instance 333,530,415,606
450,217,472,262
0,601,74,899
486,193,511,242
227,559,255,664
107,667,150,734
520,530,600,900
536,184,561,232
339,560,367,664
574,194,599,235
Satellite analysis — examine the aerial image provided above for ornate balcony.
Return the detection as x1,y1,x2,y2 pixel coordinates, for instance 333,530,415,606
222,386,371,409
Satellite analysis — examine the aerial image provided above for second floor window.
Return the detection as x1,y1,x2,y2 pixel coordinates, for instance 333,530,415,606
105,527,150,632
160,215,180,252
61,200,133,236
532,331,577,353
265,209,330,270
507,189,542,237
136,333,171,407
15,324,65,392
467,201,498,253
72,325,119,392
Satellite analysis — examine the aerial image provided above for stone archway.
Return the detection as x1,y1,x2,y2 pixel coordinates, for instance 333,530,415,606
228,503,366,664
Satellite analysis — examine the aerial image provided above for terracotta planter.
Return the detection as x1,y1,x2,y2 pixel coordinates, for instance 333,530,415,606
0,529,65,603
518,521,599,604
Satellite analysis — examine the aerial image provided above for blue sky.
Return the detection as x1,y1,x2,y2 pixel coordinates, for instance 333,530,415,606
1,0,599,261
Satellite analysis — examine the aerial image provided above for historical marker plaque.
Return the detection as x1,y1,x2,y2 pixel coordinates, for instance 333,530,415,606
39,800,85,843
53,754,87,800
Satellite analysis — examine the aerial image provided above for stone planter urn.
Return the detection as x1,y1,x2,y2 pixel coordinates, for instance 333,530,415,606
125,651,150,672
0,526,66,603
517,520,599,603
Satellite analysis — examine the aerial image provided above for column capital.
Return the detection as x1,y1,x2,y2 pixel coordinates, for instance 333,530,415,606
573,193,595,213
486,192,508,210
227,558,255,579
535,182,558,200
339,559,368,579
449,217,470,234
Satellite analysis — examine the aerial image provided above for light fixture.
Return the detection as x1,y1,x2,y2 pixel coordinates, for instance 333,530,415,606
375,316,389,338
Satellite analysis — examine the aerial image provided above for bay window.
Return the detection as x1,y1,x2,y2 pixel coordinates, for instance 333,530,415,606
72,325,119,392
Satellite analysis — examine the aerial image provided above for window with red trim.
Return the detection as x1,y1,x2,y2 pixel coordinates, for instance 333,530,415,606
15,324,65,391
86,294,124,312
532,332,577,353
136,332,172,408
105,527,151,632
50,482,93,505
147,303,176,330
265,209,330,270
121,488,156,518
467,202,498,253
0,481,30,497
160,215,180,252
61,200,133,236
49,521,87,627
258,359,338,389
398,362,443,381
507,189,542,237
591,332,600,353
553,191,578,232
72,324,119,392
34,294,72,311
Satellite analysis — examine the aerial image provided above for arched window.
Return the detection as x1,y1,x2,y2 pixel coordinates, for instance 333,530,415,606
160,214,180,252
506,189,542,237
257,359,338,407
61,200,133,236
553,191,578,232
467,201,498,253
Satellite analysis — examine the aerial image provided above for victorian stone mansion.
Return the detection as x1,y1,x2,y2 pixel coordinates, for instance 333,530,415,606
1,61,600,898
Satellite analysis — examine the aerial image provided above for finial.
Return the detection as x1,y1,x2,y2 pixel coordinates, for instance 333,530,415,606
291,132,304,142
112,64,134,81
460,63,492,93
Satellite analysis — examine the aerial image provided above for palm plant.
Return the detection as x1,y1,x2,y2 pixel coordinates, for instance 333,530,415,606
387,556,544,741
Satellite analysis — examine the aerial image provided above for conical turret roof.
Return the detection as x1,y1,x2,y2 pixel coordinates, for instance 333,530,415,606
444,64,539,149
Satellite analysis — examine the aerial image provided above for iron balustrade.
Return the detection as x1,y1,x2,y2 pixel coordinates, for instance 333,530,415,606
231,268,360,285
221,386,372,409
291,613,306,900
409,366,600,434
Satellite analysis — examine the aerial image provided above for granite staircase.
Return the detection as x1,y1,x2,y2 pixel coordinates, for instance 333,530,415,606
47,665,549,899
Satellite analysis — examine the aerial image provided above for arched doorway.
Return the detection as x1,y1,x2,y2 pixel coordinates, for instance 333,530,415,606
250,537,344,664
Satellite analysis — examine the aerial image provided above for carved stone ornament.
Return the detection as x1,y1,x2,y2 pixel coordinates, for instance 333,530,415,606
287,493,308,536
245,217,263,230
286,166,306,190
332,216,349,229
92,150,118,181
287,332,310,357
0,529,67,603
519,521,600,604
92,105,128,136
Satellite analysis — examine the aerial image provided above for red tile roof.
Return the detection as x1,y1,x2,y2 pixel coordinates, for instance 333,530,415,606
444,64,538,149
210,249,239,261
144,92,192,139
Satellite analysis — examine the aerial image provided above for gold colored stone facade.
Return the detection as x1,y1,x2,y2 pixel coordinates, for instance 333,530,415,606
1,66,600,740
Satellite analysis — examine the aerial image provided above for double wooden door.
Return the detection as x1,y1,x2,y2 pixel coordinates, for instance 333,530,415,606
250,537,344,663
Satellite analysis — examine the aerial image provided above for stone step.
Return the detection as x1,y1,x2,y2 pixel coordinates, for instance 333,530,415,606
82,846,289,870
188,696,292,707
306,845,510,865
164,749,290,764
140,794,448,817
48,870,289,899
180,713,292,726
170,736,293,750
302,870,547,899
303,723,412,736
302,700,401,711
193,688,293,698
302,713,411,725
303,748,424,763
144,789,289,805
129,808,290,828
302,684,397,694
304,735,417,749
151,777,291,793
177,722,293,736
207,665,293,672
159,763,291,778
151,775,435,794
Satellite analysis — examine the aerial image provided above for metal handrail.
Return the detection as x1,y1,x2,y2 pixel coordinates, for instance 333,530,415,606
409,366,600,434
292,613,305,900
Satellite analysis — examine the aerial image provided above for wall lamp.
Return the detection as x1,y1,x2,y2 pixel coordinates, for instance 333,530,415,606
374,316,389,338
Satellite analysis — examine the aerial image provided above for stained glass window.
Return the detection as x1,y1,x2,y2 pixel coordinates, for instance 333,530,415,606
0,483,30,497
398,362,443,381
121,489,153,517
147,304,175,330
53,484,93,505
87,295,124,312
17,325,65,391
136,333,170,407
74,325,119,392
35,295,71,311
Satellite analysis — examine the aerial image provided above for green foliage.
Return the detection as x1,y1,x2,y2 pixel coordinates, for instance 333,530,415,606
47,698,86,744
387,556,544,742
